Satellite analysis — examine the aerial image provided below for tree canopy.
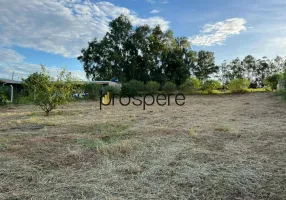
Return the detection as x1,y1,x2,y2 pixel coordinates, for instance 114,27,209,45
78,15,286,87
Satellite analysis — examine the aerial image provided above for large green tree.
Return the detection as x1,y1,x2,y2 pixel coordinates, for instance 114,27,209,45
78,15,194,85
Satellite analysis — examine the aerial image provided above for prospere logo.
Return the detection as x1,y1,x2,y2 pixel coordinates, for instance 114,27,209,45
100,93,186,110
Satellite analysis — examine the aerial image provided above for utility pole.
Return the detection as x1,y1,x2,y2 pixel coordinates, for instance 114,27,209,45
12,71,14,80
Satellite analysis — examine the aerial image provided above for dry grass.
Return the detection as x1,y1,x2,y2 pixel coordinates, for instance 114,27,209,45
1,93,286,199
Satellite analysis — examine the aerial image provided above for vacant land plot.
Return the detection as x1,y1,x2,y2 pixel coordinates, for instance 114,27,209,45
1,93,286,199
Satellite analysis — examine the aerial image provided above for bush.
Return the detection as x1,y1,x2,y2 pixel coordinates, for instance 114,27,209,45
162,82,177,93
84,83,101,100
229,78,250,93
145,81,160,93
22,67,77,115
276,69,286,100
179,78,201,92
263,74,283,91
0,86,9,106
128,80,145,92
121,83,137,97
104,86,120,96
202,80,221,93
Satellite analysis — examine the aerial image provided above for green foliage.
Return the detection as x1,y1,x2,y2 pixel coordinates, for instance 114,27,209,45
121,83,137,97
144,81,160,93
202,80,221,93
192,51,219,81
14,94,32,105
22,66,77,115
263,74,283,91
0,86,9,106
78,15,193,85
162,81,177,93
128,80,145,92
179,77,201,92
84,83,101,100
276,69,286,100
229,78,250,93
219,55,286,87
104,86,121,95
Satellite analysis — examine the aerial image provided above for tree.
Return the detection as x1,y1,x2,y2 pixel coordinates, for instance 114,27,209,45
192,50,218,81
22,66,76,116
78,15,133,82
78,15,194,85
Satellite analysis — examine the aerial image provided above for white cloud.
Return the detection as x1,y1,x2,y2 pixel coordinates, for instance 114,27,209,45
0,48,25,63
150,9,160,14
0,48,87,81
0,0,170,58
189,18,247,46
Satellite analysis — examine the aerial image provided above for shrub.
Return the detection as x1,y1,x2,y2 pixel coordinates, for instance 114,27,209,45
179,78,201,92
84,83,101,100
145,81,160,93
263,74,283,91
128,80,145,92
0,86,9,106
104,86,120,96
229,78,250,93
22,66,78,116
162,82,177,93
121,83,137,97
202,80,221,93
276,69,286,100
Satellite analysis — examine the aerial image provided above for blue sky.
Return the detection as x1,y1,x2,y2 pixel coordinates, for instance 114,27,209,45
1,0,286,80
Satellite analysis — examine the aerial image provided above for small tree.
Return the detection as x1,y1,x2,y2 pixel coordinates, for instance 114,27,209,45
23,66,76,116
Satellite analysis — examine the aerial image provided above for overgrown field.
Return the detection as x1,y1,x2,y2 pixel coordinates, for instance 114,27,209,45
1,93,286,199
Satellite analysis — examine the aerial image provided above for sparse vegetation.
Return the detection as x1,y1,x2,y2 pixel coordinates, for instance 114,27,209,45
1,93,286,199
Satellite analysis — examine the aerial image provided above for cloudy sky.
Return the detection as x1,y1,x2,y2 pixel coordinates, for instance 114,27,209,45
0,0,286,80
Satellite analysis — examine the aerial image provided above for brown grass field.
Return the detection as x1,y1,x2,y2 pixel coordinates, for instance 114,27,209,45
1,93,286,199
